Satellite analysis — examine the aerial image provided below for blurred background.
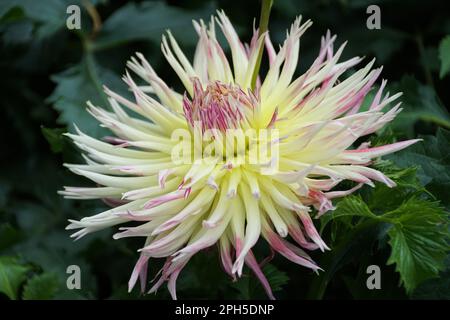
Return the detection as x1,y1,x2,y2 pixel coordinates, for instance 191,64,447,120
0,0,449,300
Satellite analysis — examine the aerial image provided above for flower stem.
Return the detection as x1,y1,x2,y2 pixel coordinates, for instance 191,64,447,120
82,0,102,40
251,0,273,90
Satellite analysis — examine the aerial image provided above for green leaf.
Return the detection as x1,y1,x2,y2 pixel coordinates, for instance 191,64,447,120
262,264,289,292
439,35,450,78
320,195,377,232
311,26,407,64
366,160,425,212
0,182,11,208
389,76,450,135
388,129,450,207
231,275,252,299
229,264,289,299
412,255,450,299
48,54,125,138
0,223,22,251
386,198,449,294
41,126,66,153
22,273,60,300
0,256,30,300
307,219,384,299
0,0,69,38
373,160,420,189
316,156,449,297
93,2,214,50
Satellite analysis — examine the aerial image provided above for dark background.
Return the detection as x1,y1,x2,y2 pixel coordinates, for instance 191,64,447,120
0,0,449,300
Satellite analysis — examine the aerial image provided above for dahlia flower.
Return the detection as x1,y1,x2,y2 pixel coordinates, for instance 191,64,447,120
61,11,419,299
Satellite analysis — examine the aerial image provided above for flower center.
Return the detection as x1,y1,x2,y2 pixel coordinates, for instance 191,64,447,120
183,78,255,132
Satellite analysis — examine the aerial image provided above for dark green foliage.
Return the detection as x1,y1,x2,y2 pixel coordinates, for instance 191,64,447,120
0,0,449,300
439,36,450,79
0,257,31,299
22,273,60,300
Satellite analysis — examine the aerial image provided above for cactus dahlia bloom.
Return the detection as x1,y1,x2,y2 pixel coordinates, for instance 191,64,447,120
61,11,419,299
